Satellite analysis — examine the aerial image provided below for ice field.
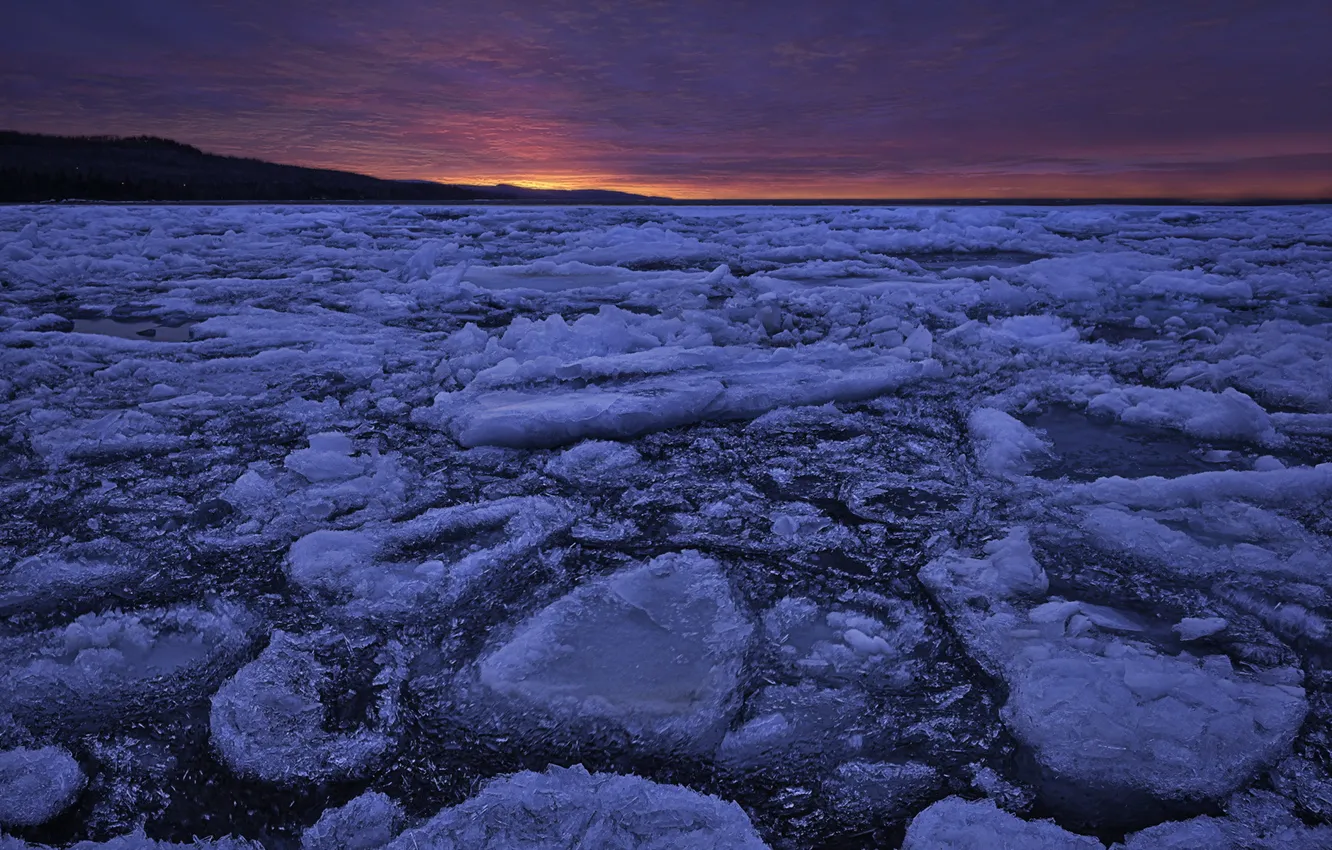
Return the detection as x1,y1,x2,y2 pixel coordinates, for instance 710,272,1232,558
1,203,1331,848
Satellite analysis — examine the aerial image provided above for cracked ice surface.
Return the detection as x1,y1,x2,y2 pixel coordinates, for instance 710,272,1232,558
1,204,1331,847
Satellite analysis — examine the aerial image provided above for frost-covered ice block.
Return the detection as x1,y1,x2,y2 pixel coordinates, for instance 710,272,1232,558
385,765,769,850
447,377,726,448
1174,617,1227,641
425,344,932,449
968,407,1049,478
1086,385,1281,446
0,746,84,827
545,439,643,484
283,431,367,483
901,797,1101,850
286,496,577,617
301,791,404,850
1067,464,1332,511
0,600,253,730
1112,791,1332,850
1005,644,1306,809
210,630,405,784
920,529,1306,822
472,551,751,754
0,540,153,616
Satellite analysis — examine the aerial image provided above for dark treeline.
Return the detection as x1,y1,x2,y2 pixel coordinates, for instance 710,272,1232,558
0,132,662,203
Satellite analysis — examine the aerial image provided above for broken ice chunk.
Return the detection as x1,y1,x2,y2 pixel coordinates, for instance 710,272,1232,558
210,630,405,784
385,764,769,850
473,551,751,754
283,432,366,483
0,746,85,827
921,531,1307,825
968,407,1049,478
0,600,253,731
301,791,404,850
1174,617,1228,641
902,796,1101,849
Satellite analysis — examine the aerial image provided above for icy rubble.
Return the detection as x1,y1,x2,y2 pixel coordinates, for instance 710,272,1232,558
1,204,1331,845
921,529,1306,819
0,835,261,850
384,765,769,850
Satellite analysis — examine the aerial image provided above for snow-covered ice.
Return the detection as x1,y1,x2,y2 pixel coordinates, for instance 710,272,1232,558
462,551,751,754
902,797,1101,849
384,764,769,850
0,747,84,827
1,203,1330,846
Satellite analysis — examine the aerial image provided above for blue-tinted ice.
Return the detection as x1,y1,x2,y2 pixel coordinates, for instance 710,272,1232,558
1,204,1331,848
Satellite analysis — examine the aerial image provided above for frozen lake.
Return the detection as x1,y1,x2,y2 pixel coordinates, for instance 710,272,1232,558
1,204,1330,849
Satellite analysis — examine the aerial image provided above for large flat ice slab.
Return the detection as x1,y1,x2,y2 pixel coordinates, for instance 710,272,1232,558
467,551,752,754
921,529,1306,823
902,797,1101,850
385,765,769,850
419,343,936,449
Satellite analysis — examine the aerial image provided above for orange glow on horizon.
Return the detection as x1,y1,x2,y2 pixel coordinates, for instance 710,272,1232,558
397,168,1332,202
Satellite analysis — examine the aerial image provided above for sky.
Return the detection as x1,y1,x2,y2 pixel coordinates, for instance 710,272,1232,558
3,0,1331,199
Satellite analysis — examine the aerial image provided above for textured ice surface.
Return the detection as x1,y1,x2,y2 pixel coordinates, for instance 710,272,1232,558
1113,791,1332,850
385,764,769,850
0,746,84,827
469,551,751,753
901,797,1101,849
2,204,1331,847
921,529,1306,822
0,600,253,731
300,792,403,850
210,630,405,783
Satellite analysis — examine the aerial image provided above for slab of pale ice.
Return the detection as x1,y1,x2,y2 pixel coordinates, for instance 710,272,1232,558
423,344,935,449
1112,791,1332,850
0,600,252,728
0,746,84,827
1086,385,1282,446
286,496,575,618
968,407,1049,478
475,551,751,753
210,630,404,784
301,792,403,850
384,764,769,850
901,797,1101,849
920,529,1306,810
1174,617,1228,641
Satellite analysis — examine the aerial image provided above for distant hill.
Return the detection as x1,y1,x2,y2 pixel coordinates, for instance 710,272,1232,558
0,132,667,203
